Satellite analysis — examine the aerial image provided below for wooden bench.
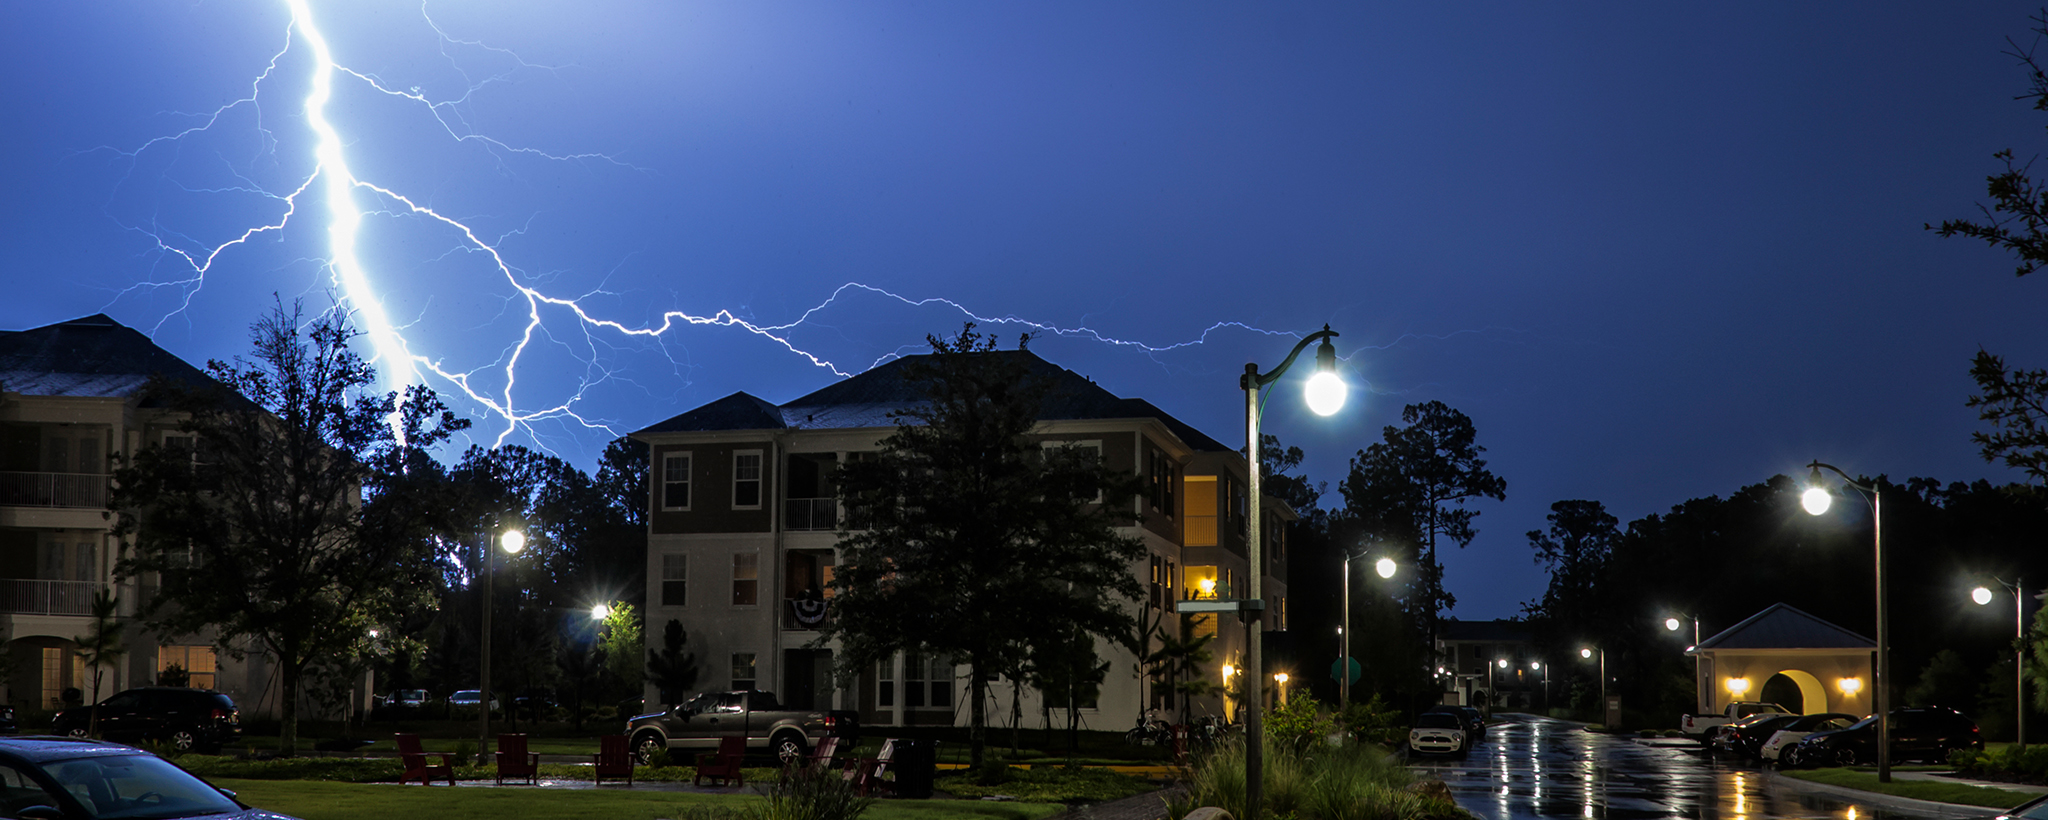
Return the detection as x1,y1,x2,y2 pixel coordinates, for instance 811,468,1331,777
395,733,455,786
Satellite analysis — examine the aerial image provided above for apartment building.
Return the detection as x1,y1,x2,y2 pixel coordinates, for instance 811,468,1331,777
0,314,328,718
631,349,1292,730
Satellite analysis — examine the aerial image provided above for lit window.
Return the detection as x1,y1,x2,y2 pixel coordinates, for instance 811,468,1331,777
731,653,756,690
732,552,758,606
662,453,692,511
733,451,763,509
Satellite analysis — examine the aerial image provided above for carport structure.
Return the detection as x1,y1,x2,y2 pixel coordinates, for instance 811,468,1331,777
1687,603,1875,717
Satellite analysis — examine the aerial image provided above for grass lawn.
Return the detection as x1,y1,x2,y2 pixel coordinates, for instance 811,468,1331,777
1778,768,2037,809
213,778,1067,820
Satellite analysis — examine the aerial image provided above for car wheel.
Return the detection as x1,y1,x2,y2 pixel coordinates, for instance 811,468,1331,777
66,727,87,739
1780,747,1800,768
772,731,807,765
1834,748,1856,767
631,732,666,766
169,729,198,752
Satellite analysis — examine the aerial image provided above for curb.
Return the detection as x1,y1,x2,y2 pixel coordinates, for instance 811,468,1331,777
1762,768,2020,817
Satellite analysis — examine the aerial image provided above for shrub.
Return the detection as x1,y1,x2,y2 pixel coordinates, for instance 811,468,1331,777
1268,694,1336,755
645,748,679,768
1169,740,1471,820
748,761,873,820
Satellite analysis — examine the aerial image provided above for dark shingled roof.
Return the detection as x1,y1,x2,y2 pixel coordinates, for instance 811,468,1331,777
1438,619,1534,643
0,314,219,402
637,350,1234,451
1693,603,1874,652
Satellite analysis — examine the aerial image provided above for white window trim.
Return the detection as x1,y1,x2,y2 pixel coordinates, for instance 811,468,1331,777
732,449,764,511
731,551,760,608
661,451,693,511
661,552,689,608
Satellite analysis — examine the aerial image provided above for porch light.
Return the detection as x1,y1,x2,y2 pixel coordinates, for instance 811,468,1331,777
1838,677,1863,695
1725,677,1751,695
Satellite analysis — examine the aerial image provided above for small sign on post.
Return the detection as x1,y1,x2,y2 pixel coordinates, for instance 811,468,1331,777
1329,656,1361,685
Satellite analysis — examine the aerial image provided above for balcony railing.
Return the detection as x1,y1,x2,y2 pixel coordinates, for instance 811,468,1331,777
782,597,831,631
785,498,837,531
0,471,108,509
0,579,107,615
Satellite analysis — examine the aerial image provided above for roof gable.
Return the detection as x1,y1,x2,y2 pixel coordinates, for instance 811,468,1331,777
636,391,784,433
1694,603,1874,651
0,313,219,401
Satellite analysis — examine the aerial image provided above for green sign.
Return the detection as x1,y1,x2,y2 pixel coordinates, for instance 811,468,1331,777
1330,657,1361,685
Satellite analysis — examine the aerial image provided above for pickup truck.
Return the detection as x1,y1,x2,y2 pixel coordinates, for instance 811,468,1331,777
626,689,859,764
1681,701,1791,742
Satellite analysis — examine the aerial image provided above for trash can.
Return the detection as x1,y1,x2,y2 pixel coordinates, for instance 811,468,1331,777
890,738,935,799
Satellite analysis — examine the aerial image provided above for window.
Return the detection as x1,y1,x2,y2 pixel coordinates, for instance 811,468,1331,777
78,437,99,475
905,654,927,708
733,450,763,509
74,541,93,582
662,453,692,511
876,658,895,707
1147,450,1175,514
662,553,687,606
42,539,62,581
903,654,952,709
732,552,759,606
731,653,757,690
44,437,68,473
926,655,952,708
157,645,218,689
1184,476,1217,546
42,647,62,708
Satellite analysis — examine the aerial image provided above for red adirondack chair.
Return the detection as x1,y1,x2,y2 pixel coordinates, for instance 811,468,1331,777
695,735,747,787
495,733,539,786
395,733,455,786
844,738,895,797
592,734,634,785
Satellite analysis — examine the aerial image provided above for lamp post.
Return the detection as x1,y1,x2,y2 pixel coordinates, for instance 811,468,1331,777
1274,673,1290,706
1580,647,1606,721
1971,578,2028,749
1239,325,1343,820
479,528,525,763
1339,552,1396,713
1800,460,1890,782
1663,613,1702,713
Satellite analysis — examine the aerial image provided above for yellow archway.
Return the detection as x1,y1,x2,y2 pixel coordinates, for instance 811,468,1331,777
1770,669,1829,714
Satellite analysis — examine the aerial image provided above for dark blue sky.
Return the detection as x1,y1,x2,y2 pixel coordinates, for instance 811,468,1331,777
3,2,2044,619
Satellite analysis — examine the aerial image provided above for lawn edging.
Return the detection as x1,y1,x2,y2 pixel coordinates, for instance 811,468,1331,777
1776,768,2036,810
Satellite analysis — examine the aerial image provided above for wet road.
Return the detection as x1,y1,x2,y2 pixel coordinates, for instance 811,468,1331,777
1408,715,1989,820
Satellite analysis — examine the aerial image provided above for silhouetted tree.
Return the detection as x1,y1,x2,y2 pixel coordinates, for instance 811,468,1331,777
647,619,700,706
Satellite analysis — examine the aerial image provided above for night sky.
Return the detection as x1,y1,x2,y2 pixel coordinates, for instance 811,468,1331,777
4,2,2044,620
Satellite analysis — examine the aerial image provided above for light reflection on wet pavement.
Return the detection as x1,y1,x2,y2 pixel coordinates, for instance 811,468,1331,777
1409,715,1989,820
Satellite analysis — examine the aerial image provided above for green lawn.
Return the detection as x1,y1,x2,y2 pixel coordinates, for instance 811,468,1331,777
1777,768,2037,809
213,778,1066,820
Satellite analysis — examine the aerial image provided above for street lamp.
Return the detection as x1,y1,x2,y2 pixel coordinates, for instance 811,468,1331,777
1274,672,1290,706
479,528,525,763
1800,460,1892,782
1580,647,1606,721
1970,577,2028,749
1239,324,1343,820
591,602,612,621
1339,551,1396,713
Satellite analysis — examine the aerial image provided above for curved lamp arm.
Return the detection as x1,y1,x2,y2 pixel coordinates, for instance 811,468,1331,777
1241,325,1340,390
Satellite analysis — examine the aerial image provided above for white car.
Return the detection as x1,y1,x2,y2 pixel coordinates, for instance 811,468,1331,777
1409,711,1468,756
1760,712,1857,762
448,689,501,710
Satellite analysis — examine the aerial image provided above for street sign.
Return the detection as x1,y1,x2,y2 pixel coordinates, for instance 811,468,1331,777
1330,656,1360,685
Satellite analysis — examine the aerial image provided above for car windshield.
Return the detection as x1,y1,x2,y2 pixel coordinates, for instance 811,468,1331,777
1415,713,1461,729
2002,795,2048,820
40,754,242,820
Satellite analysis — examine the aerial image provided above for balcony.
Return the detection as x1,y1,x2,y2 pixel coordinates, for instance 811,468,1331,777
782,597,831,631
0,472,108,509
0,579,107,616
785,498,837,532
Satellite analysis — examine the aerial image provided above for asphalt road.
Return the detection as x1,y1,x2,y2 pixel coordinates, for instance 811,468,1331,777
1408,714,1995,820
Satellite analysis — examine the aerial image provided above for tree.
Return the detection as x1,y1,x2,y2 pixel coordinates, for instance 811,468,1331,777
647,619,700,706
1143,615,1221,725
824,324,1145,766
1930,14,2048,485
599,602,645,697
1339,400,1506,654
72,590,125,737
1525,500,1620,628
113,301,468,755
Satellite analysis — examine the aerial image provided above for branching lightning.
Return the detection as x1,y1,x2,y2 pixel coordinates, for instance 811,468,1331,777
99,1,1501,459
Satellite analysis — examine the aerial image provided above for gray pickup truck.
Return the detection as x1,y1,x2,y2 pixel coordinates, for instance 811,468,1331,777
626,689,859,764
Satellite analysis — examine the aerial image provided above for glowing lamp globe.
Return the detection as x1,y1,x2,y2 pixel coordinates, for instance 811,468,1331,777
1304,371,1346,417
1580,648,1592,659
500,529,526,554
1800,487,1833,516
1972,586,1994,606
1664,617,1681,632
1374,557,1396,579
592,603,612,620
1530,661,1541,671
1496,658,1507,669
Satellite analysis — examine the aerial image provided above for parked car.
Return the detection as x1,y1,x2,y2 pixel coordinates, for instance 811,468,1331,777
1408,711,1469,757
0,703,15,735
1784,706,1982,767
51,687,241,753
1759,712,1857,763
1992,792,2048,820
0,736,299,819
1424,705,1486,739
513,688,559,719
1681,701,1792,742
1712,713,1802,759
447,690,499,711
626,689,858,765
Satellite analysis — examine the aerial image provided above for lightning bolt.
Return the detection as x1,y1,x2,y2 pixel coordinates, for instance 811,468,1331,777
97,1,1508,458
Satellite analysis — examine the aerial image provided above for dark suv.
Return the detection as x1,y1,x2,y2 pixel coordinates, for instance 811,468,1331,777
1786,706,1981,767
51,687,241,753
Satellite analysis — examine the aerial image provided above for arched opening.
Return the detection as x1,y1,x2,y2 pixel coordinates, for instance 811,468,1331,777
1763,669,1829,714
